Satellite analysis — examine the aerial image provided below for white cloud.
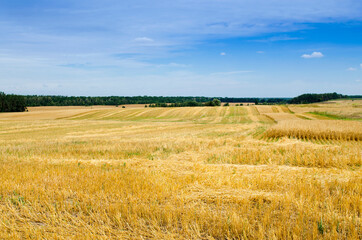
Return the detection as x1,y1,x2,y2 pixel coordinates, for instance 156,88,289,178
256,51,264,54
134,37,154,42
301,52,324,59
347,67,357,71
356,79,361,82
220,52,226,56
360,63,362,69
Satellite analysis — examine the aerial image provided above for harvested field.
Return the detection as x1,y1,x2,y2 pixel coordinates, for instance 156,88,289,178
0,100,361,239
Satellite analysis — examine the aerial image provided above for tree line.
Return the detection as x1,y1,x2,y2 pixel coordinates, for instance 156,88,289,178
0,92,27,112
149,99,222,107
22,93,353,106
1,92,359,113
22,95,262,107
288,92,346,104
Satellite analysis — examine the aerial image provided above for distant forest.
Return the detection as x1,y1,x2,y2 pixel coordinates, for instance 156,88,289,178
289,92,346,104
0,92,360,113
0,92,27,112
149,98,223,107
22,95,287,107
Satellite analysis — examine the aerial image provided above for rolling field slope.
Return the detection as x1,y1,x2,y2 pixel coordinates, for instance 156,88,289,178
0,101,361,239
62,106,251,124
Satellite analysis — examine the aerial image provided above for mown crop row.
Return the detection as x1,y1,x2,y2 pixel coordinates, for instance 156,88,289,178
264,120,362,141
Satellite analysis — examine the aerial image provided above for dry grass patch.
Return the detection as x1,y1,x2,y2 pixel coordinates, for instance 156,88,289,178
289,100,362,120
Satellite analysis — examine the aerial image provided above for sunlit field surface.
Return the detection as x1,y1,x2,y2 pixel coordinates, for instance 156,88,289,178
0,100,361,239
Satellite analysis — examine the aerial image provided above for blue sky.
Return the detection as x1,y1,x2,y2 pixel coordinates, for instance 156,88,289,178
0,0,361,97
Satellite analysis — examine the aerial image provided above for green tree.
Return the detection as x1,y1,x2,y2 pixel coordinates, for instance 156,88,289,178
211,98,221,106
0,92,27,112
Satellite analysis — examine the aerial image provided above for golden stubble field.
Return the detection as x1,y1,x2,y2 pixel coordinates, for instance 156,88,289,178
0,100,361,239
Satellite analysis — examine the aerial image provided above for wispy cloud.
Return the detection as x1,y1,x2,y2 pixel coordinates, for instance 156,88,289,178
253,36,302,42
157,62,188,68
211,70,253,76
301,52,324,59
59,63,90,69
1,1,361,59
134,37,154,42
220,52,226,56
347,67,357,71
